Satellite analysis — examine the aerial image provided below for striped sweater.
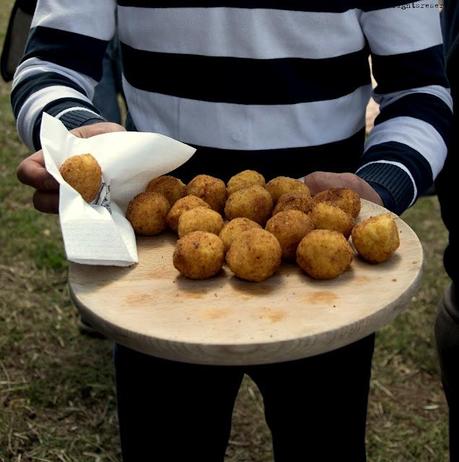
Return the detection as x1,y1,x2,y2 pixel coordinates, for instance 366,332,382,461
12,0,452,214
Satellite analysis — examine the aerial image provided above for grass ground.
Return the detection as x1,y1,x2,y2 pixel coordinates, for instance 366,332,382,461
0,2,452,460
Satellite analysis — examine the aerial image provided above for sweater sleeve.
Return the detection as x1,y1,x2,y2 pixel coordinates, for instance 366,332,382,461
11,0,117,150
356,0,453,215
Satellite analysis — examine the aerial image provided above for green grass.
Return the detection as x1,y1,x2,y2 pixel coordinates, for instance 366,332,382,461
0,3,452,460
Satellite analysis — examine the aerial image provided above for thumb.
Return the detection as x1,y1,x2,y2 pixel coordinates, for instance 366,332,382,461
71,122,126,139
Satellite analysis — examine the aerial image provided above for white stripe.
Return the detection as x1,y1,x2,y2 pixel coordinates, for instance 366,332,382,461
365,116,447,177
361,0,442,56
374,84,453,112
356,160,417,206
17,86,93,149
31,0,115,41
55,106,100,120
118,7,365,59
13,57,97,100
124,79,370,150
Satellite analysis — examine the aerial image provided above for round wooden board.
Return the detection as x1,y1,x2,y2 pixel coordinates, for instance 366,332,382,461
69,200,423,365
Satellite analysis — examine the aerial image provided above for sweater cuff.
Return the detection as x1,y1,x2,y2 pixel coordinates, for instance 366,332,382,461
356,162,416,215
32,99,106,149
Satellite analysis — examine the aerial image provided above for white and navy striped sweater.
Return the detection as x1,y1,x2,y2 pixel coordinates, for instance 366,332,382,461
12,0,452,214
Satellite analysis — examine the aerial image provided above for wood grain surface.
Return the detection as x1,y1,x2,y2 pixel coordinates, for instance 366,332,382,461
69,200,423,365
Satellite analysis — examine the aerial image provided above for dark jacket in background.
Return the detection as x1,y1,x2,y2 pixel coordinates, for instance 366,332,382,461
438,0,459,286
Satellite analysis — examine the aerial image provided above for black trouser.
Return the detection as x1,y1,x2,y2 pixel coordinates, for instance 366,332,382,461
114,334,375,462
436,283,459,462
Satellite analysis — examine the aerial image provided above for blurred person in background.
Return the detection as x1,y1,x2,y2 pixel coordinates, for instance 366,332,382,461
436,0,459,460
11,1,452,460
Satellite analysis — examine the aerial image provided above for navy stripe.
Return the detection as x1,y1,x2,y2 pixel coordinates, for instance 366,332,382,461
117,0,412,12
361,141,434,192
23,26,108,81
169,129,365,183
374,93,452,143
11,72,87,118
372,45,449,95
121,44,370,105
117,0,358,12
32,98,103,149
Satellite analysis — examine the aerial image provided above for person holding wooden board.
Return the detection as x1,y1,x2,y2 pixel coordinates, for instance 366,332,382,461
13,1,451,460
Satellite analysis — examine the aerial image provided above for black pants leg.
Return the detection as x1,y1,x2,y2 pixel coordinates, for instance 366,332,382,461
247,335,375,462
114,344,244,462
435,283,459,462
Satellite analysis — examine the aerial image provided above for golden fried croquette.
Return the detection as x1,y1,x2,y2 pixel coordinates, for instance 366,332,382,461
312,188,361,218
126,192,170,235
224,185,273,225
59,153,102,203
219,217,262,252
226,228,281,282
166,195,211,231
186,174,227,212
145,175,185,205
351,214,400,263
173,231,225,279
310,202,354,238
177,206,224,238
272,192,312,215
265,210,314,260
266,176,311,203
226,170,266,196
296,229,353,279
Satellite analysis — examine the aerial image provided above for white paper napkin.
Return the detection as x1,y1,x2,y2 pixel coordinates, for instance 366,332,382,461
41,113,196,266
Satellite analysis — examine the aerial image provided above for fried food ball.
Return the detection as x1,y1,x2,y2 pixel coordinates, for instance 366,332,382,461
178,206,224,238
173,231,225,279
312,188,361,218
166,195,211,231
186,174,227,212
272,192,312,215
310,202,354,238
226,170,266,196
351,214,400,263
296,229,353,280
126,192,170,235
266,176,311,203
224,185,273,225
145,175,185,205
226,229,282,282
59,153,102,202
219,217,262,252
265,210,314,260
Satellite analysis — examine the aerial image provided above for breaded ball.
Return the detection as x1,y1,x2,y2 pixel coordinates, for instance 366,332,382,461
219,217,262,252
226,229,281,282
312,188,361,218
186,174,227,212
126,192,170,235
226,170,266,196
145,175,185,205
273,192,312,215
224,185,273,225
351,214,400,263
173,231,225,279
178,206,224,238
166,195,210,231
59,153,102,202
296,229,353,280
310,202,354,238
265,210,314,260
266,176,311,203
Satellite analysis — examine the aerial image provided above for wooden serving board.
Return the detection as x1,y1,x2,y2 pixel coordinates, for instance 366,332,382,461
69,200,423,365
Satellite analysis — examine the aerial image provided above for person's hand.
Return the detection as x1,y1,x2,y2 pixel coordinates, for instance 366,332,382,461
16,122,125,213
303,171,383,206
